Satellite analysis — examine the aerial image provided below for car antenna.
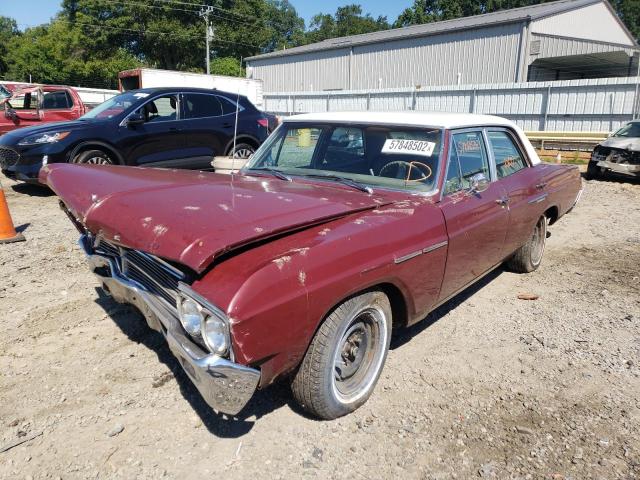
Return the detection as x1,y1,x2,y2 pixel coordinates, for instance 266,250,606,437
231,56,243,183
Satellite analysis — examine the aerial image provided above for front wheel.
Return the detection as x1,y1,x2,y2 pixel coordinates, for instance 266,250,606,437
72,149,113,165
506,215,547,273
291,291,392,419
585,160,604,180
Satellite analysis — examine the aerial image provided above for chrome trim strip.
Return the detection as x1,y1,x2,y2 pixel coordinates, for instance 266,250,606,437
528,193,548,204
423,240,448,254
394,250,422,264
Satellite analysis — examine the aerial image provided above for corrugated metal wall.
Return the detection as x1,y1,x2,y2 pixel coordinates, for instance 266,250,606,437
248,23,523,92
350,23,523,90
264,77,640,132
249,48,351,92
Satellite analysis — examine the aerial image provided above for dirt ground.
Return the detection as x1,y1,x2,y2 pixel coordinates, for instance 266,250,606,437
1,171,639,480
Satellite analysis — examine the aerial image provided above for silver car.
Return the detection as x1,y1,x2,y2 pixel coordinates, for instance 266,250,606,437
587,121,640,179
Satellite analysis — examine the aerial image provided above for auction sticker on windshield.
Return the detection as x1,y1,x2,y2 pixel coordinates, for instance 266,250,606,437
382,139,436,157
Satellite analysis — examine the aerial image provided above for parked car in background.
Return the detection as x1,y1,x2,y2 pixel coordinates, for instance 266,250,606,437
42,112,583,419
587,120,640,179
1,84,88,135
118,68,264,110
0,87,271,183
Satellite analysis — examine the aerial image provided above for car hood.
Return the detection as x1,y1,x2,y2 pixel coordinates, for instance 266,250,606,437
0,119,108,143
600,136,640,152
41,164,393,273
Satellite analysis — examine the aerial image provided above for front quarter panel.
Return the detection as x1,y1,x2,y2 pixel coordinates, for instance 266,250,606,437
191,198,448,386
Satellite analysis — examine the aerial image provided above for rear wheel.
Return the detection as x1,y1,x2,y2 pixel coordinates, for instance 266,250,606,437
72,149,113,165
506,215,547,273
228,142,256,159
291,290,392,420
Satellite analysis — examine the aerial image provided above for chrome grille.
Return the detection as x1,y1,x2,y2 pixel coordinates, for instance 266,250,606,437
0,146,19,167
94,238,185,308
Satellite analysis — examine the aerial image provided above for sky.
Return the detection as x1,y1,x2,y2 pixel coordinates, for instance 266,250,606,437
0,1,414,31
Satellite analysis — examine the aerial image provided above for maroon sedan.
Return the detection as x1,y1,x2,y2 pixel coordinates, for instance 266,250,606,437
42,112,583,419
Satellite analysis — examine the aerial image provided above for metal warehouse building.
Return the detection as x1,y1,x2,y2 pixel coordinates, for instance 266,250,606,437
246,0,638,92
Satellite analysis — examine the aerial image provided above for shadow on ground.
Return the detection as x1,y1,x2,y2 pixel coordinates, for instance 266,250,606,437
10,183,54,197
93,267,506,435
93,288,291,438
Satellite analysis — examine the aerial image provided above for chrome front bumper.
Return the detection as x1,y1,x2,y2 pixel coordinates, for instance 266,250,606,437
596,160,640,175
78,236,260,416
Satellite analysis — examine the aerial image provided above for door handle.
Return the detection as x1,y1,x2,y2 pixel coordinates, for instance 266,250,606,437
495,196,509,206
535,182,547,190
222,123,233,128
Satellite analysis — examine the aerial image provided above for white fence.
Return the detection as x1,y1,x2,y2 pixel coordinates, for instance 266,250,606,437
264,77,640,132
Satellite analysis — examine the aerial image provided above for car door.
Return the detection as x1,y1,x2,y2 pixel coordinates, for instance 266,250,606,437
437,129,509,301
41,89,77,122
118,93,185,167
485,129,545,258
180,93,235,169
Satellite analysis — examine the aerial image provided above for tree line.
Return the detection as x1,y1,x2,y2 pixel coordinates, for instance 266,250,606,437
0,0,637,90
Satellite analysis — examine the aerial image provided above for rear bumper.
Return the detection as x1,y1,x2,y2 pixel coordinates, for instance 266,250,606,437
78,235,260,415
596,160,640,176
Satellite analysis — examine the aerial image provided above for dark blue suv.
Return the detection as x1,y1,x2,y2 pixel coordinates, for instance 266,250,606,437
0,87,272,183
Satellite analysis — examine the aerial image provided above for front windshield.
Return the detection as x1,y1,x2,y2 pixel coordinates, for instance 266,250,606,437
245,122,443,192
80,91,146,120
612,122,640,138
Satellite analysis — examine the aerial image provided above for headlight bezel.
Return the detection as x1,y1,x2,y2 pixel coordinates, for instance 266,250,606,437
18,131,71,146
177,284,231,358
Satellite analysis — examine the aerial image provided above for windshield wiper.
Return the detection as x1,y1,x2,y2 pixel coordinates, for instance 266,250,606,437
301,173,373,194
244,167,292,182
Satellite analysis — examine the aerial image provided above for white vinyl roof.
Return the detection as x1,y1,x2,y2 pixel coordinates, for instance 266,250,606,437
283,111,542,165
284,111,517,129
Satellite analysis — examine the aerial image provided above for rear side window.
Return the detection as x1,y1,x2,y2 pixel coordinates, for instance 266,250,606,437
42,90,73,109
446,131,490,193
183,94,225,119
487,131,527,178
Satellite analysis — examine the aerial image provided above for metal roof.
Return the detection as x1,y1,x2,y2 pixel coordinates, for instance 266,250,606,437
247,0,620,61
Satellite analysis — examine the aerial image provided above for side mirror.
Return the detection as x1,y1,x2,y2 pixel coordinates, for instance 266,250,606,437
126,112,145,127
468,172,490,194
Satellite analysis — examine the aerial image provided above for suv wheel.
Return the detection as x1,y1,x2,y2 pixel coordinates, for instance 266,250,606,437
229,143,256,159
72,149,113,165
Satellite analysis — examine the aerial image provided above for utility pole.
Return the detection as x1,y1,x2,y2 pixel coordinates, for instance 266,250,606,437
199,6,214,74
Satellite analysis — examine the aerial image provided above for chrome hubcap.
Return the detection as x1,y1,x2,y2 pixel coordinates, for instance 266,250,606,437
332,307,387,403
85,156,111,165
233,147,254,159
531,217,546,266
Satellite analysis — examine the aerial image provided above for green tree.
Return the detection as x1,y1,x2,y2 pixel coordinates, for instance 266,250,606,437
306,4,389,43
612,0,640,40
0,16,20,77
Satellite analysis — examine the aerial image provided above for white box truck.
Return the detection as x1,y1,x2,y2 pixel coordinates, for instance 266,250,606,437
118,68,264,110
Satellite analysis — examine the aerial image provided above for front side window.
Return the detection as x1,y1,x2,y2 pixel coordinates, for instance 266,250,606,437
446,131,490,192
137,95,178,122
6,92,40,111
245,123,443,192
487,131,527,178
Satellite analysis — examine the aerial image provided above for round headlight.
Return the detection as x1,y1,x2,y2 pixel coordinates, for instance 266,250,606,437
178,298,203,337
202,315,229,356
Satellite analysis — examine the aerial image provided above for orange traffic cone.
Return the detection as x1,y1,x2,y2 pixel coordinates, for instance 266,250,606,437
0,187,25,244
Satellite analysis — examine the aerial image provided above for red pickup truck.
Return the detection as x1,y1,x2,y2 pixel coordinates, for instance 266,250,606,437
43,112,583,419
0,84,87,135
